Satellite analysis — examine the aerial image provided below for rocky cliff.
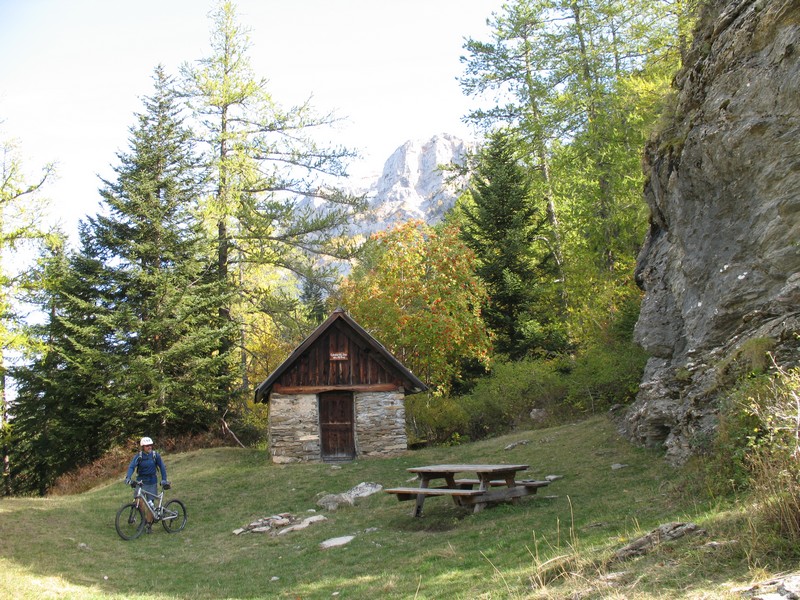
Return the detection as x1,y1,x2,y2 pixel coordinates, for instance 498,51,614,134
623,0,800,464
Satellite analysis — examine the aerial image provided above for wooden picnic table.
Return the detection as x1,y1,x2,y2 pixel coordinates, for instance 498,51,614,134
385,464,549,517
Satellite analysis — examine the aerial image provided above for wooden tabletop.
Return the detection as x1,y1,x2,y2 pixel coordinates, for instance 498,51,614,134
407,464,529,474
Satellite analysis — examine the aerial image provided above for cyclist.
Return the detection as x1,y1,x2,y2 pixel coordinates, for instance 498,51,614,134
124,436,168,532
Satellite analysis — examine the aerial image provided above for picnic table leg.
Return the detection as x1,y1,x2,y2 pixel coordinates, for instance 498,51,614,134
473,474,491,513
504,474,520,505
444,474,465,507
414,477,430,517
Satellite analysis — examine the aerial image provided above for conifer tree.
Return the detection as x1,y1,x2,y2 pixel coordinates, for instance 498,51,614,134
181,1,366,395
459,130,565,360
89,66,236,436
10,233,116,493
9,67,238,493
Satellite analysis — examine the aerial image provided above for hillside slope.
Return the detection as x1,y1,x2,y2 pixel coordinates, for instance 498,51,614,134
0,416,785,599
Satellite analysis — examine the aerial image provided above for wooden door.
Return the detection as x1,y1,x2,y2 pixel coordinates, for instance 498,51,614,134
319,392,355,461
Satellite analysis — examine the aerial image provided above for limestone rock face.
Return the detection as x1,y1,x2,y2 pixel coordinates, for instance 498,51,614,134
623,0,800,464
352,133,471,234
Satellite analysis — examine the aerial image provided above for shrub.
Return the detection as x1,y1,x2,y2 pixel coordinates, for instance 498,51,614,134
710,375,773,492
710,361,800,548
222,399,270,447
407,358,571,444
405,394,469,446
48,430,230,496
406,341,648,445
564,341,649,411
463,359,569,435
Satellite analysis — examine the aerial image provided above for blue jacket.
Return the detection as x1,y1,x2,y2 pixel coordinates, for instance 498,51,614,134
126,450,167,485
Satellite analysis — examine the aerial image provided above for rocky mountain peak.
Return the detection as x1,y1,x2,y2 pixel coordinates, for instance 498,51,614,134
352,133,473,234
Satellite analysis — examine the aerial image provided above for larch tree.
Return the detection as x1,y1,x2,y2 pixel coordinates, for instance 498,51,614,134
460,0,694,346
181,1,366,398
0,131,54,495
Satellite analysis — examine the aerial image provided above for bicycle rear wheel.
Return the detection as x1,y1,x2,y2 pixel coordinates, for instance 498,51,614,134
115,503,145,540
161,499,187,533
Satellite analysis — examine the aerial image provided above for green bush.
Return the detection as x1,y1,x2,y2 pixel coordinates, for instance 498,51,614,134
462,359,569,436
407,340,648,445
405,394,469,445
564,341,649,411
224,399,270,447
709,375,771,492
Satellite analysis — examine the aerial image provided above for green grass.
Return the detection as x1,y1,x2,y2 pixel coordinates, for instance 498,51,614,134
0,416,780,599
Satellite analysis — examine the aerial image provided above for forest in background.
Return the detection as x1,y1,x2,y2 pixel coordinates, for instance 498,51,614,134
0,0,698,495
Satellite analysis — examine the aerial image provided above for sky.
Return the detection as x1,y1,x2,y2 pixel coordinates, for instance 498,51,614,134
0,0,504,240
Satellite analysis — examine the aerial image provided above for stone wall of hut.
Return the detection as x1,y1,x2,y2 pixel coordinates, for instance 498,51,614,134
354,390,407,457
268,390,408,463
268,393,320,463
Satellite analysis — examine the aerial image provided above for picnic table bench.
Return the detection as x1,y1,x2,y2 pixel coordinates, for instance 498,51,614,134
385,464,550,517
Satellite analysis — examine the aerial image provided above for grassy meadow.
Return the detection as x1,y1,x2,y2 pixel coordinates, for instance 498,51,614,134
0,416,779,599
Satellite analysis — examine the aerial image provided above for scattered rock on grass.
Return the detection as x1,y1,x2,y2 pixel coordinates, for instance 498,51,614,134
529,408,548,423
737,574,800,599
611,522,703,563
504,439,530,450
316,482,383,511
233,513,327,536
278,514,327,535
320,535,354,549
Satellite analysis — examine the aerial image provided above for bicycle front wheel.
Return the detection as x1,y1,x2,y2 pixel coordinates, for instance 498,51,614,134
161,499,187,533
115,503,145,540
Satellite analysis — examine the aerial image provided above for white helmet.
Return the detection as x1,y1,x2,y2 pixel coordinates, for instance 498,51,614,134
140,436,154,446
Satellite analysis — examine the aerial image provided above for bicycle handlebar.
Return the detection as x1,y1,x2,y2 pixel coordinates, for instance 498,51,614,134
128,480,171,489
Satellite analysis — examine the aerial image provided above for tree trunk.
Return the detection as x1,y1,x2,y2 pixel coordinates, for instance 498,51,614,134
1,364,9,497
571,2,616,272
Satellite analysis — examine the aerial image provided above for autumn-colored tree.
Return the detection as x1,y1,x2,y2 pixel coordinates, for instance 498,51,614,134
337,221,491,395
0,131,54,495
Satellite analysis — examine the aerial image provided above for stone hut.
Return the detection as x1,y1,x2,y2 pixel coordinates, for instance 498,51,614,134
254,308,427,463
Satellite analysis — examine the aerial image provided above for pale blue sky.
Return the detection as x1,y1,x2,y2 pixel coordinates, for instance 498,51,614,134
0,0,503,237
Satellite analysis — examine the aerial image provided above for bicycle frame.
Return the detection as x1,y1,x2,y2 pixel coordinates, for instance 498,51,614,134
132,483,163,519
117,481,186,540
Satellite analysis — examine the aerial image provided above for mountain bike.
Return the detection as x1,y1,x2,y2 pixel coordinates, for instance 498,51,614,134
115,481,187,540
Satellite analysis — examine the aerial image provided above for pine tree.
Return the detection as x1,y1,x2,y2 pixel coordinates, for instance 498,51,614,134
10,232,118,493
459,130,565,360
9,67,239,493
89,66,236,436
